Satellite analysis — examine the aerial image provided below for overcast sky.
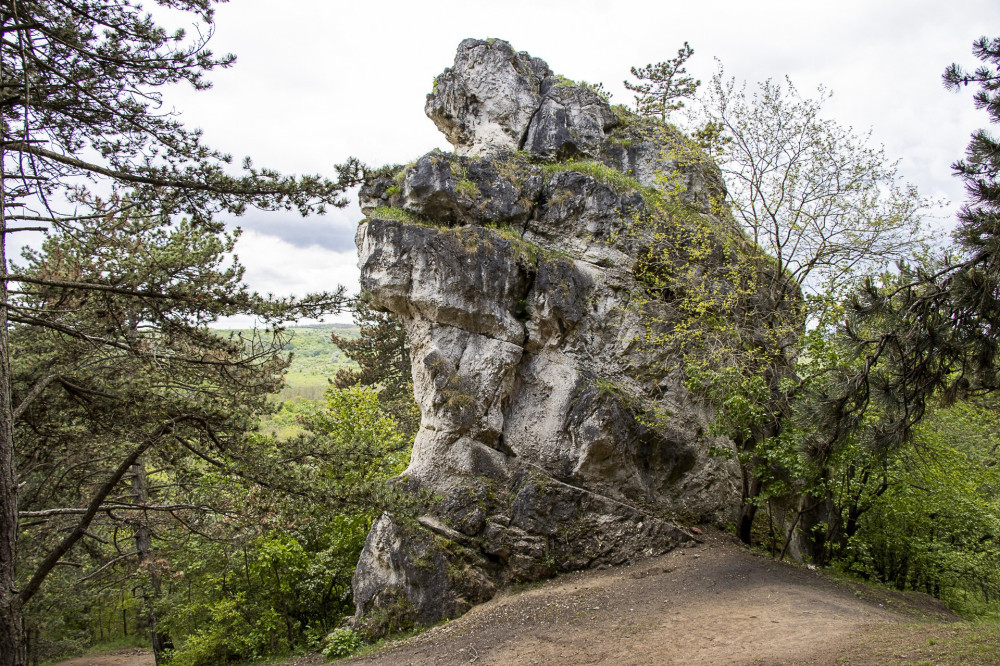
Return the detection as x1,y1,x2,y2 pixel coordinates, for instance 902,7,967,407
152,0,1000,322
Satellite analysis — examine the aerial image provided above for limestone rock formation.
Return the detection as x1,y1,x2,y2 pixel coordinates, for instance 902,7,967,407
350,38,782,638
426,38,552,157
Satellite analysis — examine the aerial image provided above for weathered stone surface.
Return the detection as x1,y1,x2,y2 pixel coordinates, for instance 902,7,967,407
352,473,691,631
425,38,621,162
426,38,551,156
528,169,644,264
351,513,494,639
360,152,545,229
524,85,619,160
357,220,532,345
599,120,728,212
349,39,786,637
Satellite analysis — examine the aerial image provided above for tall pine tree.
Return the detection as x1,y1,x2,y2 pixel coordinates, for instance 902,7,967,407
0,3,362,661
624,42,700,120
944,36,1000,255
823,36,1000,458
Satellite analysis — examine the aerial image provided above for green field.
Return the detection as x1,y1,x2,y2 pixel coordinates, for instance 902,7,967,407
277,323,361,400
218,324,362,437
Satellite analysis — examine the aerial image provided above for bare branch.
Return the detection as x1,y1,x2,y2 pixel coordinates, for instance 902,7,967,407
76,551,138,584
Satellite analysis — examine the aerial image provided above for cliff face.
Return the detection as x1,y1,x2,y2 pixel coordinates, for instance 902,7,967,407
350,38,775,636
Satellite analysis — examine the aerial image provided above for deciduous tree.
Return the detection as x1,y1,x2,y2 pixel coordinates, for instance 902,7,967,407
700,71,929,309
635,68,931,545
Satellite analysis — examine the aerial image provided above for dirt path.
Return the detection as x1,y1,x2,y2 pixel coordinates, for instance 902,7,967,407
50,648,153,666
59,532,964,666
348,531,956,666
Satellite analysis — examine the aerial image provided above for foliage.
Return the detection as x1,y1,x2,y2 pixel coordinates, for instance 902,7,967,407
943,36,1000,248
0,2,365,661
831,399,1000,613
8,201,338,662
624,42,700,120
331,295,419,438
555,75,611,102
699,70,931,307
275,325,360,403
633,66,933,547
734,37,1000,608
615,133,800,543
30,384,412,665
0,1,361,225
321,628,364,659
285,325,360,374
828,35,1000,458
541,160,651,195
162,516,370,666
299,385,412,489
369,206,432,225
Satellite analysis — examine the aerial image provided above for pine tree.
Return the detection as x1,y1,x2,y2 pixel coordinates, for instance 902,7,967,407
624,42,700,121
0,3,362,662
826,36,1000,458
944,36,1000,254
10,202,315,664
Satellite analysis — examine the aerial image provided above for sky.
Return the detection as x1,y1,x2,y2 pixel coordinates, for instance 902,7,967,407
150,0,1000,322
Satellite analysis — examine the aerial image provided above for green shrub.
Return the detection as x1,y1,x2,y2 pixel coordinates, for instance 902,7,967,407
369,206,430,225
165,596,283,666
455,179,480,198
321,628,364,659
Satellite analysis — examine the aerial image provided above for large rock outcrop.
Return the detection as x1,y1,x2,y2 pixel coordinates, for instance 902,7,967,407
349,38,786,637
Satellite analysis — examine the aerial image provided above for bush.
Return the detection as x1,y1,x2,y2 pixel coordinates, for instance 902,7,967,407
321,628,364,659
165,596,283,666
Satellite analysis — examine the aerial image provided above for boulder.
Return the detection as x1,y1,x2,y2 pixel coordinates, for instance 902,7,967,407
524,84,620,160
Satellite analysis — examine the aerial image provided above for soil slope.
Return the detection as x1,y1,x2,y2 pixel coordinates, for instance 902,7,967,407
347,530,956,666
54,531,967,666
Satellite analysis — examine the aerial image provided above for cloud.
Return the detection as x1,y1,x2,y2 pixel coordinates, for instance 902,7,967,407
172,0,1000,308
235,228,359,296
217,229,360,327
227,204,361,253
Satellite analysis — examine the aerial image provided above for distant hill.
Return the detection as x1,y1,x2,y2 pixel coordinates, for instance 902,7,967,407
280,324,361,399
219,324,361,401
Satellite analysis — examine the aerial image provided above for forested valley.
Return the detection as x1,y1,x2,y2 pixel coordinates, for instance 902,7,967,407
2,2,1000,665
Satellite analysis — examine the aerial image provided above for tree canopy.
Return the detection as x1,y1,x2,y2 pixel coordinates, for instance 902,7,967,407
828,35,1000,455
628,63,932,545
700,71,930,306
0,2,362,662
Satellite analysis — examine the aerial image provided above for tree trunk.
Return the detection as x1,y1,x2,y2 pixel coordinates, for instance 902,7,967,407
129,461,172,664
0,368,23,665
737,467,761,545
1,153,26,666
736,502,757,545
